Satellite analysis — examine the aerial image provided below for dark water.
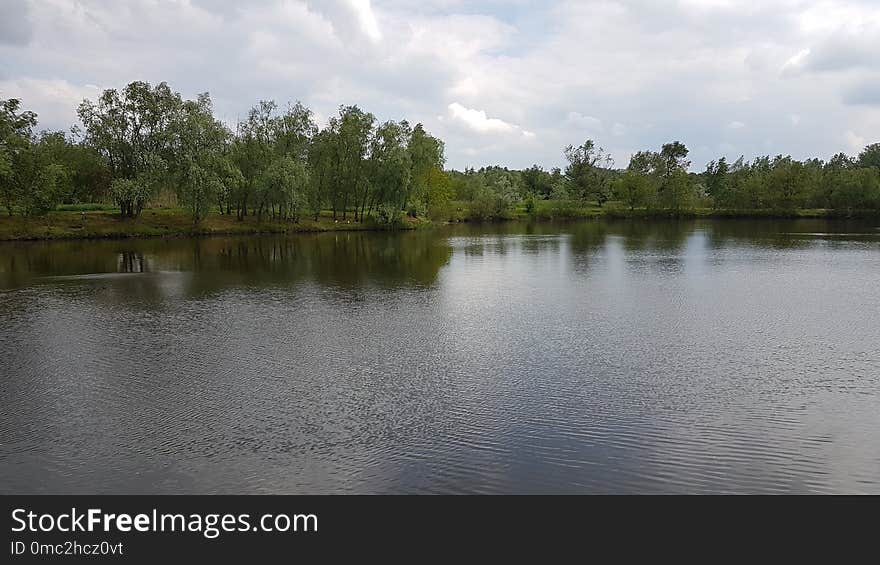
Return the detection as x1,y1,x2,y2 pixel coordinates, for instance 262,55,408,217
1,219,879,494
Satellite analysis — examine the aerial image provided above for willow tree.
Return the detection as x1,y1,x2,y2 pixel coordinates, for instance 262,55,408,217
564,140,615,206
408,123,445,214
233,101,276,220
319,105,374,221
0,98,37,215
77,81,183,217
368,120,411,221
0,99,73,216
172,94,235,223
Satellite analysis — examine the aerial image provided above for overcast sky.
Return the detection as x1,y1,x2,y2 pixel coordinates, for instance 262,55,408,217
1,0,879,170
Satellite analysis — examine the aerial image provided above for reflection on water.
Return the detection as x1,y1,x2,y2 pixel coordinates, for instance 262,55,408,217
1,219,879,493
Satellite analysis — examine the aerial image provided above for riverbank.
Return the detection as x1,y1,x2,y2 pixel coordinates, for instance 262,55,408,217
0,206,876,241
0,209,429,241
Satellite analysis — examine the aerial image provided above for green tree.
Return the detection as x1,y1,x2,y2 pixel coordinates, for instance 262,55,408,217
369,120,411,221
307,128,336,221
766,156,809,210
423,166,452,217
0,99,72,215
652,142,693,211
613,170,651,211
77,81,183,216
234,100,277,220
109,178,151,218
173,94,233,223
858,143,880,170
521,165,554,199
38,130,110,204
408,123,445,215
564,140,614,205
260,156,310,221
326,105,374,220
15,144,67,215
214,156,244,216
704,157,730,208
832,168,880,213
0,98,38,214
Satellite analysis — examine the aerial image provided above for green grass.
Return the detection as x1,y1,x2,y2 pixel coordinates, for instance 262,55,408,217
0,208,427,241
55,203,119,212
0,204,875,241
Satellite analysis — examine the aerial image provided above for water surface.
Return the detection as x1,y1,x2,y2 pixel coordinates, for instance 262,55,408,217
1,219,879,493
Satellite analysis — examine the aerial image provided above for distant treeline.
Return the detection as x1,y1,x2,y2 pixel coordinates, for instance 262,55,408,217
1,81,879,224
448,139,880,219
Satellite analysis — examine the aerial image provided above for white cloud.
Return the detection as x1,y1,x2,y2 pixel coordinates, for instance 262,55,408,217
727,121,746,129
782,48,811,74
348,0,382,42
0,78,100,131
844,130,866,152
2,0,880,170
447,102,533,138
566,112,603,131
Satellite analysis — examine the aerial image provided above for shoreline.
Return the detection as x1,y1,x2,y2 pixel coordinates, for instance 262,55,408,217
0,207,877,242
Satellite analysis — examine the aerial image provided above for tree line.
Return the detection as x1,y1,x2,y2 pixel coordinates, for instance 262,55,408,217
2,81,879,223
446,138,880,219
1,81,445,224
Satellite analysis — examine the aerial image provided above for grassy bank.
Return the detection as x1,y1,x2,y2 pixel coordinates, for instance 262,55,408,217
439,200,880,223
0,205,876,241
0,208,428,241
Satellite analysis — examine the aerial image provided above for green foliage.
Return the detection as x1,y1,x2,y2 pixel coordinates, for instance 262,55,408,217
467,184,513,221
658,169,694,212
173,94,234,223
375,202,404,225
424,166,452,213
369,120,412,214
765,156,810,210
550,177,570,201
524,192,537,215
858,143,880,170
612,171,652,211
564,140,615,205
180,163,219,223
4,85,880,227
409,123,446,212
109,178,151,218
704,157,730,208
38,130,110,203
77,81,182,217
521,165,555,199
0,101,74,217
260,156,309,222
56,203,115,212
832,168,880,211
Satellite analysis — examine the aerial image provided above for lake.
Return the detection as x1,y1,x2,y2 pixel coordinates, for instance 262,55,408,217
1,218,879,494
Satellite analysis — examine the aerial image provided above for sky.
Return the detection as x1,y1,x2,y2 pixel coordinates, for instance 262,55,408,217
1,0,879,171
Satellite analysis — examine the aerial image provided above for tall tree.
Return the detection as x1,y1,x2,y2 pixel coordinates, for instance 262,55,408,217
0,99,71,216
521,165,554,199
369,120,412,221
233,100,277,220
77,81,183,216
0,98,38,215
704,157,730,208
172,93,234,223
858,143,880,170
657,141,692,211
564,140,615,206
325,105,374,220
408,123,445,214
